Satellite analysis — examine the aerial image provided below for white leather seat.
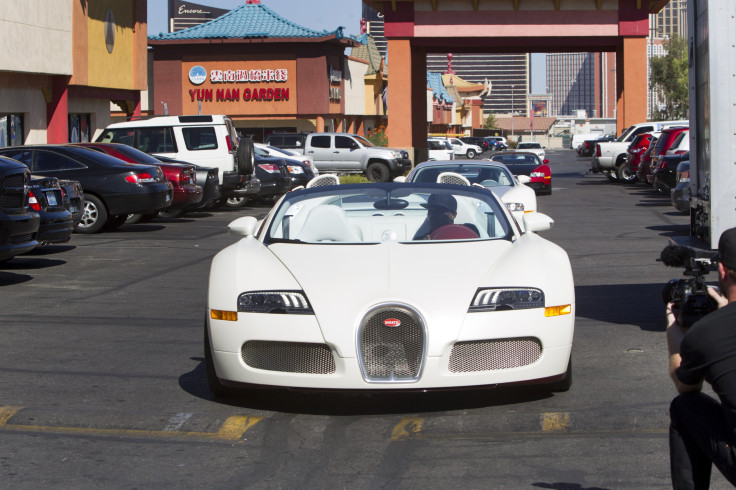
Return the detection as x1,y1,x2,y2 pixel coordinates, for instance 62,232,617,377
296,205,362,242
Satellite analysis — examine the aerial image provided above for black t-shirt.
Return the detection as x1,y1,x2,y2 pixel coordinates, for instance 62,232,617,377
677,302,736,411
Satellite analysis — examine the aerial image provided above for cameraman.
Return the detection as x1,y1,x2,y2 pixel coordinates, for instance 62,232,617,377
666,227,736,488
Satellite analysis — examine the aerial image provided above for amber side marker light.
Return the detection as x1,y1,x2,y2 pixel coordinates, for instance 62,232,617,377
544,305,572,317
210,310,238,321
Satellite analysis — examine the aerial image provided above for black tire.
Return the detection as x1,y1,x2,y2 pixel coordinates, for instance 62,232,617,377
617,162,638,184
104,214,128,229
366,162,390,182
548,359,572,392
224,196,248,208
236,137,255,175
125,214,144,224
75,194,108,234
157,207,186,219
466,149,477,159
204,319,234,398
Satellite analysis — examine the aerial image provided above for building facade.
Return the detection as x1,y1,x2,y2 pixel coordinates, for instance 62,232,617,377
545,52,616,118
0,0,147,146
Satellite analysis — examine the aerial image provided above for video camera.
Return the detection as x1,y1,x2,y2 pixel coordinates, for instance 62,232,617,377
659,244,719,328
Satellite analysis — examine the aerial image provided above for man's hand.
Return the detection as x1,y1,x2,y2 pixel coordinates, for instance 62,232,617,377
708,285,728,309
666,302,703,394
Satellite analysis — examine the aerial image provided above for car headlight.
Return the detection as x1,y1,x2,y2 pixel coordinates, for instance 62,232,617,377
238,290,313,314
505,202,525,212
469,288,544,312
530,172,546,178
391,151,402,159
287,165,305,174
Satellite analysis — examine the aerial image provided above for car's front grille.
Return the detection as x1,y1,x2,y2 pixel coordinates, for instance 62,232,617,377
0,172,29,211
241,341,335,374
358,306,425,382
448,337,542,373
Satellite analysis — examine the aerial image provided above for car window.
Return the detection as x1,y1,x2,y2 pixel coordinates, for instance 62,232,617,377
353,135,373,147
266,135,282,146
182,127,218,151
98,128,135,147
137,127,176,153
518,143,541,149
283,135,303,147
310,136,331,149
34,150,86,172
335,136,356,149
0,149,31,165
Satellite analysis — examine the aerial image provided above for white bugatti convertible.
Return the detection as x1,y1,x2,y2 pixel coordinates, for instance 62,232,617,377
205,182,575,396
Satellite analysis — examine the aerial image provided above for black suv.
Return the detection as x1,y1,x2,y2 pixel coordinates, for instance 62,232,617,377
460,136,490,152
0,156,40,261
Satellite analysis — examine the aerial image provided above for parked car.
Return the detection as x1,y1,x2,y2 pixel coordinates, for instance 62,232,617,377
74,142,203,219
401,159,538,225
515,142,546,160
484,136,508,150
0,156,40,261
254,143,318,188
460,136,490,152
0,146,173,234
636,136,659,184
664,129,690,157
268,132,412,182
28,175,74,245
488,151,552,195
579,134,616,157
205,183,573,396
263,132,311,151
653,152,689,194
427,138,455,161
621,132,657,183
97,115,260,200
671,160,690,214
156,156,221,211
224,150,291,208
647,126,689,174
57,179,85,227
443,137,482,159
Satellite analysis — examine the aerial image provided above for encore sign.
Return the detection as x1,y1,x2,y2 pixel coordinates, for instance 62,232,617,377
187,65,290,103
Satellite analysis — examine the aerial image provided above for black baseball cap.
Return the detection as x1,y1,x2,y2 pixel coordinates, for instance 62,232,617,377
719,227,736,270
421,193,457,213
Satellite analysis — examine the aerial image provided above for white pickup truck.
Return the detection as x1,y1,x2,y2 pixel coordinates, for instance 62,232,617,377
591,120,687,182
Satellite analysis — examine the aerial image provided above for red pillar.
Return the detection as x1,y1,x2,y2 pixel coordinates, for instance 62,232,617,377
46,76,70,143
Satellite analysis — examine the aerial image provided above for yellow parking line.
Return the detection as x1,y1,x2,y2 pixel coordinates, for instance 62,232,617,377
541,412,570,432
391,417,424,441
0,406,262,442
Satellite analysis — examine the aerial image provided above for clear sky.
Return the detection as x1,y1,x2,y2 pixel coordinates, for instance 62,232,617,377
147,0,546,93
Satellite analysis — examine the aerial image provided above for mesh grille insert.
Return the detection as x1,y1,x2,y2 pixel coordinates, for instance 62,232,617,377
358,306,424,381
449,337,542,373
241,341,335,374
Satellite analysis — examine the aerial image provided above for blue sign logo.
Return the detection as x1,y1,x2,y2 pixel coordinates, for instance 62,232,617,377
189,65,207,85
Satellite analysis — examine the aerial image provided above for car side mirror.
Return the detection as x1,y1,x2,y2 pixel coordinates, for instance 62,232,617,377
543,159,550,164
228,216,259,237
393,176,407,182
523,212,554,233
517,175,531,184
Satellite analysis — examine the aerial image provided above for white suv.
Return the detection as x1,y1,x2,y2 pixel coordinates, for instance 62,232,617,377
97,115,259,199
429,137,481,159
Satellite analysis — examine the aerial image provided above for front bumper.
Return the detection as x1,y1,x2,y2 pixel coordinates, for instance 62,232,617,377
208,307,574,390
390,158,414,174
0,211,40,260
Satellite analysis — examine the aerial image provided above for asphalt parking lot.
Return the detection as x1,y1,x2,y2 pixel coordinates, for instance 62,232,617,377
1,149,732,489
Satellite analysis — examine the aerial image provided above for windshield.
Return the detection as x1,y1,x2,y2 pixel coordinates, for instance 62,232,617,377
411,164,514,187
518,143,540,149
265,184,512,244
490,154,541,166
353,135,374,147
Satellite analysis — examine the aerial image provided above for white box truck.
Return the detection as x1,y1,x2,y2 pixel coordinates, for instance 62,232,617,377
688,0,736,247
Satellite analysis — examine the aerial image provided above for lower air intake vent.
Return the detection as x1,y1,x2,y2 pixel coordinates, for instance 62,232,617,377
241,341,335,374
358,306,425,382
449,337,542,373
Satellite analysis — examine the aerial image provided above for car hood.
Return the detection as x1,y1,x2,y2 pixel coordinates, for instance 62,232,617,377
268,239,513,356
